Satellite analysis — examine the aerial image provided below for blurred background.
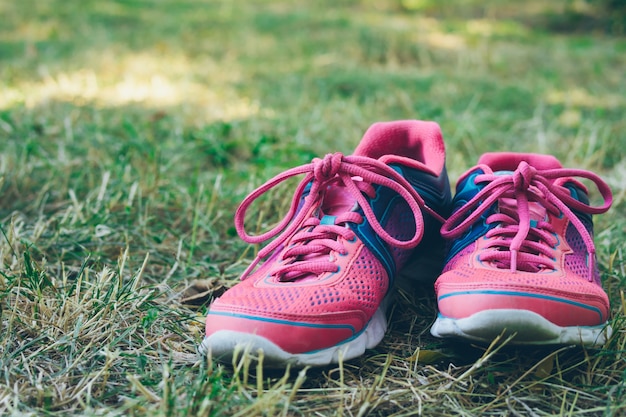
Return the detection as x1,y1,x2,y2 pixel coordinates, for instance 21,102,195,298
2,0,625,173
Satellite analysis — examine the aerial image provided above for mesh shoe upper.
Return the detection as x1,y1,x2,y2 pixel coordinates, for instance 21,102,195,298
203,120,451,361
433,152,613,336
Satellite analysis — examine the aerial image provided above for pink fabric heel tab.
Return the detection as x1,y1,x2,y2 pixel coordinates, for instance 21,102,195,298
478,152,563,171
353,120,446,176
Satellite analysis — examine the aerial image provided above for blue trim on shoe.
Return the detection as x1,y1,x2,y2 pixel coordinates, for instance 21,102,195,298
349,164,451,282
438,290,604,320
350,187,398,279
320,215,337,225
207,311,358,333
444,170,497,263
302,323,368,354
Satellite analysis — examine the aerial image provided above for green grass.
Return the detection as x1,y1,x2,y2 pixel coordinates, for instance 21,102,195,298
1,0,625,415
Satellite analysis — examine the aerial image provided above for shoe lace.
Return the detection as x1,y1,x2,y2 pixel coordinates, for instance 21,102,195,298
441,161,612,281
235,152,445,281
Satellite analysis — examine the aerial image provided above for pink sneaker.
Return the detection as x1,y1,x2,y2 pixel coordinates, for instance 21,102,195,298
431,153,613,346
200,120,451,366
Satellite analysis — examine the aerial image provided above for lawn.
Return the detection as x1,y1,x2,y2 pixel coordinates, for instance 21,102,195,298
1,0,625,415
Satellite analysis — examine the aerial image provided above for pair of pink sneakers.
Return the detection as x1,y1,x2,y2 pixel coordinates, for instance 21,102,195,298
199,120,613,367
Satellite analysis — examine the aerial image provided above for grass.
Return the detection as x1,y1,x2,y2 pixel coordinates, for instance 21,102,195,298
1,0,625,415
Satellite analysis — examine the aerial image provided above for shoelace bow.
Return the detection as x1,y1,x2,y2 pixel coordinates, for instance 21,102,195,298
441,161,612,281
235,152,445,281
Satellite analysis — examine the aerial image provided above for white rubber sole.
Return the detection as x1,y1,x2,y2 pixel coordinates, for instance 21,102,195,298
199,306,388,368
430,309,612,347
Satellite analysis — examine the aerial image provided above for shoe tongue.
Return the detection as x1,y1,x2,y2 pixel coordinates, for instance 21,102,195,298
494,170,548,222
498,198,547,222
321,185,356,216
277,185,356,283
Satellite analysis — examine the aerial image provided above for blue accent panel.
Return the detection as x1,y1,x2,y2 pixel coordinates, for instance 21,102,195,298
563,183,594,232
320,215,337,225
208,311,357,333
444,169,497,263
343,163,451,285
397,165,452,258
399,165,452,214
439,290,604,320
350,187,397,278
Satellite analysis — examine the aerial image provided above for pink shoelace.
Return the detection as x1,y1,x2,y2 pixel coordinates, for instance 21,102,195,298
441,161,613,281
235,153,445,281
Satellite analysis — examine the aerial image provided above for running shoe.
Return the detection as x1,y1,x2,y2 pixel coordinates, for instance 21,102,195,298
200,120,452,367
431,152,613,346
